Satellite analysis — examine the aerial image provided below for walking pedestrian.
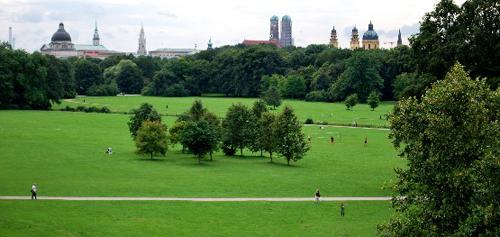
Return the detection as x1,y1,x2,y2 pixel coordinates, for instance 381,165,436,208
31,183,37,200
340,203,345,216
315,189,321,203
364,136,367,146
330,136,334,144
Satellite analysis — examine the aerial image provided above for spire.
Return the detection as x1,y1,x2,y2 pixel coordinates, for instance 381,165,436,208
93,20,100,46
208,37,213,50
397,29,403,46
137,24,147,55
368,21,374,31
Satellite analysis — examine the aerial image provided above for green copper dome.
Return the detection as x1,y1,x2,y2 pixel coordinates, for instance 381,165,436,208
362,21,378,40
270,15,279,21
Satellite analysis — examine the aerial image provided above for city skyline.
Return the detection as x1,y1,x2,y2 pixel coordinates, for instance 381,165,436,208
1,0,466,52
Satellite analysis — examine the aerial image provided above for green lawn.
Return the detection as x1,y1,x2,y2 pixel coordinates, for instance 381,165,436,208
0,200,391,237
55,96,394,127
0,110,404,197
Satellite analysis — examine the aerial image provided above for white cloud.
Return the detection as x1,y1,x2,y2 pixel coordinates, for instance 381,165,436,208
0,0,467,52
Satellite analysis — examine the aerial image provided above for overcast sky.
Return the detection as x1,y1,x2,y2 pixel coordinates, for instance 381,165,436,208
0,0,466,52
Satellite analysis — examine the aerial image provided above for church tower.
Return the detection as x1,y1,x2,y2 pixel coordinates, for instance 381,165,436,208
93,21,100,46
397,29,403,47
208,38,213,50
350,26,360,49
280,15,292,47
329,26,338,48
137,24,147,55
270,15,279,41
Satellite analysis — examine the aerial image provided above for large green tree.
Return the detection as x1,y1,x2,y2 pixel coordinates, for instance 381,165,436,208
74,58,102,95
115,60,144,94
258,112,277,162
262,86,282,109
181,120,220,164
135,120,168,159
128,103,162,138
274,106,310,165
222,103,257,156
379,63,500,236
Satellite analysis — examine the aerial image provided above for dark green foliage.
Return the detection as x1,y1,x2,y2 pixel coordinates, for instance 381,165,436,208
330,52,383,102
305,91,328,102
222,103,257,156
367,91,380,111
128,103,162,138
135,120,168,159
74,58,102,95
345,94,358,110
189,99,207,121
169,120,187,151
274,106,309,165
392,72,435,100
262,86,282,109
251,100,268,119
115,60,144,94
284,75,307,99
181,120,220,163
379,63,500,236
0,46,71,109
258,112,277,162
304,118,314,124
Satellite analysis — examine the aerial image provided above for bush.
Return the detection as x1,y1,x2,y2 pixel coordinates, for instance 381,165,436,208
86,81,119,96
76,106,86,111
305,90,328,102
83,106,99,113
99,106,111,113
304,118,314,124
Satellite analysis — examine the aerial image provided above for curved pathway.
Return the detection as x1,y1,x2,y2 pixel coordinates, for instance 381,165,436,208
0,196,391,202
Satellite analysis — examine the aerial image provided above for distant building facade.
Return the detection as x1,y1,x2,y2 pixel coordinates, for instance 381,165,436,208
362,21,379,49
329,26,338,48
40,22,124,59
241,39,280,47
149,48,199,59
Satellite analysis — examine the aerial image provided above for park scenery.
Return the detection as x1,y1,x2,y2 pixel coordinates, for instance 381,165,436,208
1,0,499,236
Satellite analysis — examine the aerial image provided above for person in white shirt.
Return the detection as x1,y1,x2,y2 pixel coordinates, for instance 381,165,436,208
31,184,37,200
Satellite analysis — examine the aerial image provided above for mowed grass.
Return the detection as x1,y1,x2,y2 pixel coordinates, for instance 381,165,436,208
0,110,404,197
55,96,394,127
0,200,391,237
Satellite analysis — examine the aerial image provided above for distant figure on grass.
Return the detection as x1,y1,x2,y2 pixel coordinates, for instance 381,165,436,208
340,203,345,216
364,137,367,146
31,183,37,200
308,135,311,143
330,136,335,144
105,147,113,155
315,189,321,203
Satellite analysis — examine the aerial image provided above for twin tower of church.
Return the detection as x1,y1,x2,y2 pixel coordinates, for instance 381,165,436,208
329,21,403,49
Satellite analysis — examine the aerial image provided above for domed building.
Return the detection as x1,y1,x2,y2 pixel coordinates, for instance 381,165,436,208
41,22,124,59
362,21,379,49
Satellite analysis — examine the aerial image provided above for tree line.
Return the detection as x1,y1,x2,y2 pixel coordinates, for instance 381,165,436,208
129,100,309,165
1,0,497,110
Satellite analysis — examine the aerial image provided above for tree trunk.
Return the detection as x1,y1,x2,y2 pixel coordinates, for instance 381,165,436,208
150,152,153,159
270,152,273,163
182,146,185,153
287,158,290,166
240,147,243,157
260,149,263,157
210,151,213,161
198,156,201,164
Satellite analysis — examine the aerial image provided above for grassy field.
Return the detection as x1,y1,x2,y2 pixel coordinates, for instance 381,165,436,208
0,110,404,197
55,96,394,127
0,200,391,236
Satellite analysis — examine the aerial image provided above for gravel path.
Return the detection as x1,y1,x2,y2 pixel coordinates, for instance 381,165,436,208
0,196,391,202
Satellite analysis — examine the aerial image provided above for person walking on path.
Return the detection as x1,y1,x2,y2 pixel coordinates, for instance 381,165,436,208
340,203,345,216
31,184,37,200
330,136,335,144
315,189,321,203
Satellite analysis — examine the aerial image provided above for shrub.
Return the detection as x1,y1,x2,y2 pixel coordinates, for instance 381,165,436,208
305,90,327,102
305,118,314,124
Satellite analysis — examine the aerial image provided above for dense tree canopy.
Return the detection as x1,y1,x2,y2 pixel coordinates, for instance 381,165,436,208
128,103,162,138
135,120,168,159
379,63,500,236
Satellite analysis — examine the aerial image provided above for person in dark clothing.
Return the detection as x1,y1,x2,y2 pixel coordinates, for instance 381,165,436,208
330,136,334,144
31,184,37,200
315,189,321,202
340,203,345,216
364,136,368,146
